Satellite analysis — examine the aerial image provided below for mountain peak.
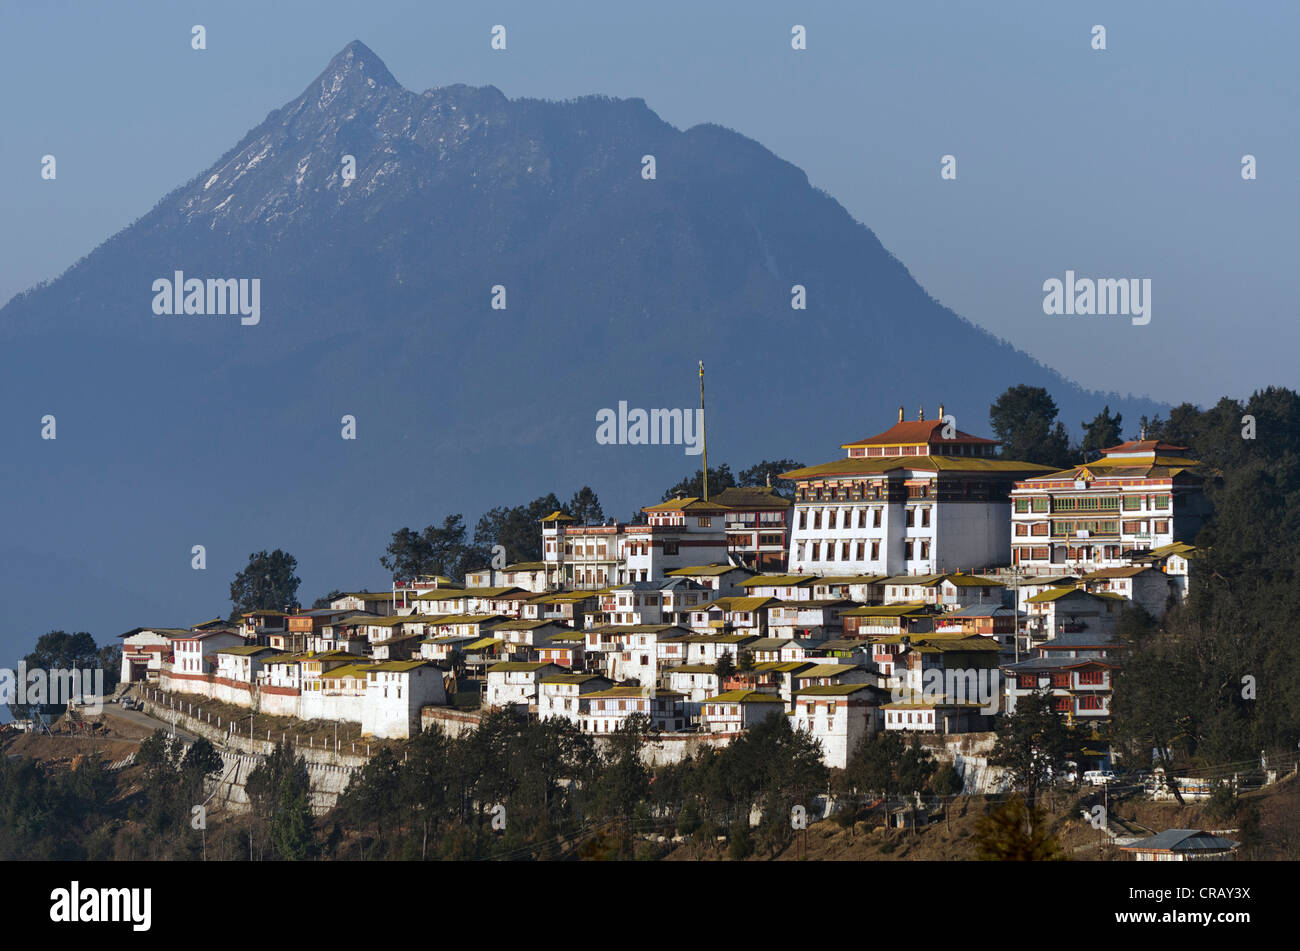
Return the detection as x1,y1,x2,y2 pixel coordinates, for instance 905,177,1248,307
311,40,400,101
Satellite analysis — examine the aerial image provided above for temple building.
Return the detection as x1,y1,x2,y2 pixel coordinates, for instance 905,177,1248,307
625,497,730,583
541,511,622,590
541,497,731,589
781,406,1054,576
709,485,792,571
1009,440,1208,574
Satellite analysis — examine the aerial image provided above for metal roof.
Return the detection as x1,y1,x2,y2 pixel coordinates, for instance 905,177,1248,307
1120,830,1239,853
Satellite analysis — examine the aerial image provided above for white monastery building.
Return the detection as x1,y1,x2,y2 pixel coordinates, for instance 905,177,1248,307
782,406,1053,577
1009,439,1208,575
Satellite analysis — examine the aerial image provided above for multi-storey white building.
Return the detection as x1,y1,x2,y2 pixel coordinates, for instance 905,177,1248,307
584,624,681,684
484,661,563,709
537,673,613,724
581,686,686,734
541,512,622,590
1001,632,1128,725
782,407,1053,577
709,485,793,571
624,498,731,583
171,629,246,676
119,627,190,683
663,564,757,595
1081,565,1178,619
1022,586,1124,643
699,690,785,733
594,579,712,627
791,684,882,769
464,562,549,593
1009,439,1208,574
541,500,732,589
1131,541,1196,602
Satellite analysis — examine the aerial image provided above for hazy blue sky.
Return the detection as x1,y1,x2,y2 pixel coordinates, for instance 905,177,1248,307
2,0,1297,405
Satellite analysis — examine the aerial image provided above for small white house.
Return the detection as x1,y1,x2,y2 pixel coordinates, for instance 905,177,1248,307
1081,566,1176,619
581,686,685,734
664,564,757,596
484,662,563,710
330,591,399,617
214,644,277,684
172,629,246,676
258,654,306,690
937,573,1006,610
792,663,873,693
1023,587,1124,641
747,637,794,665
584,625,677,684
766,599,852,641
738,575,817,601
665,664,722,721
791,683,881,769
681,633,758,667
420,633,478,663
883,701,987,733
464,561,549,593
687,597,774,636
537,673,613,724
1130,542,1195,603
882,574,948,606
699,690,785,734
362,660,448,739
119,627,189,683
491,619,573,651
240,610,289,641
536,632,586,669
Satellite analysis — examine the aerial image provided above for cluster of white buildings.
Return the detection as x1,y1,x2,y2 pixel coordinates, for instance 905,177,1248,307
121,617,446,740
117,405,1204,762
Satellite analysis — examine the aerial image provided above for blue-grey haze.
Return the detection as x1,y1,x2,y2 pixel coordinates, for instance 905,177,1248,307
1,1,1295,667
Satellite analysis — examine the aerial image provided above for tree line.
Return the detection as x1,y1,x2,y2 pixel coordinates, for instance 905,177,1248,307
332,709,828,860
1108,387,1300,800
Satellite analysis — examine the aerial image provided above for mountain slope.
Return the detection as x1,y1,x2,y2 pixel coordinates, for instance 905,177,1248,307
0,40,1164,650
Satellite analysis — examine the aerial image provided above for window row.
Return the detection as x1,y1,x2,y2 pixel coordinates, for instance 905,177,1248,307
797,506,933,531
796,540,885,562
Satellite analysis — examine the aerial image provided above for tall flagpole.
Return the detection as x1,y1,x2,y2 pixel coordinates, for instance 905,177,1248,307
699,361,708,501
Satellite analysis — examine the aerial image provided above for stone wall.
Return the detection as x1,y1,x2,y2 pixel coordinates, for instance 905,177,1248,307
917,731,1009,794
138,693,368,815
419,707,736,765
597,731,735,767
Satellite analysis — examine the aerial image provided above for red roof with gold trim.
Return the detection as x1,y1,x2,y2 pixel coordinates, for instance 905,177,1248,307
1101,440,1189,454
842,420,1000,450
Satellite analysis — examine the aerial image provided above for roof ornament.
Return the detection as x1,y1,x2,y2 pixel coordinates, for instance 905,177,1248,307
918,406,925,421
